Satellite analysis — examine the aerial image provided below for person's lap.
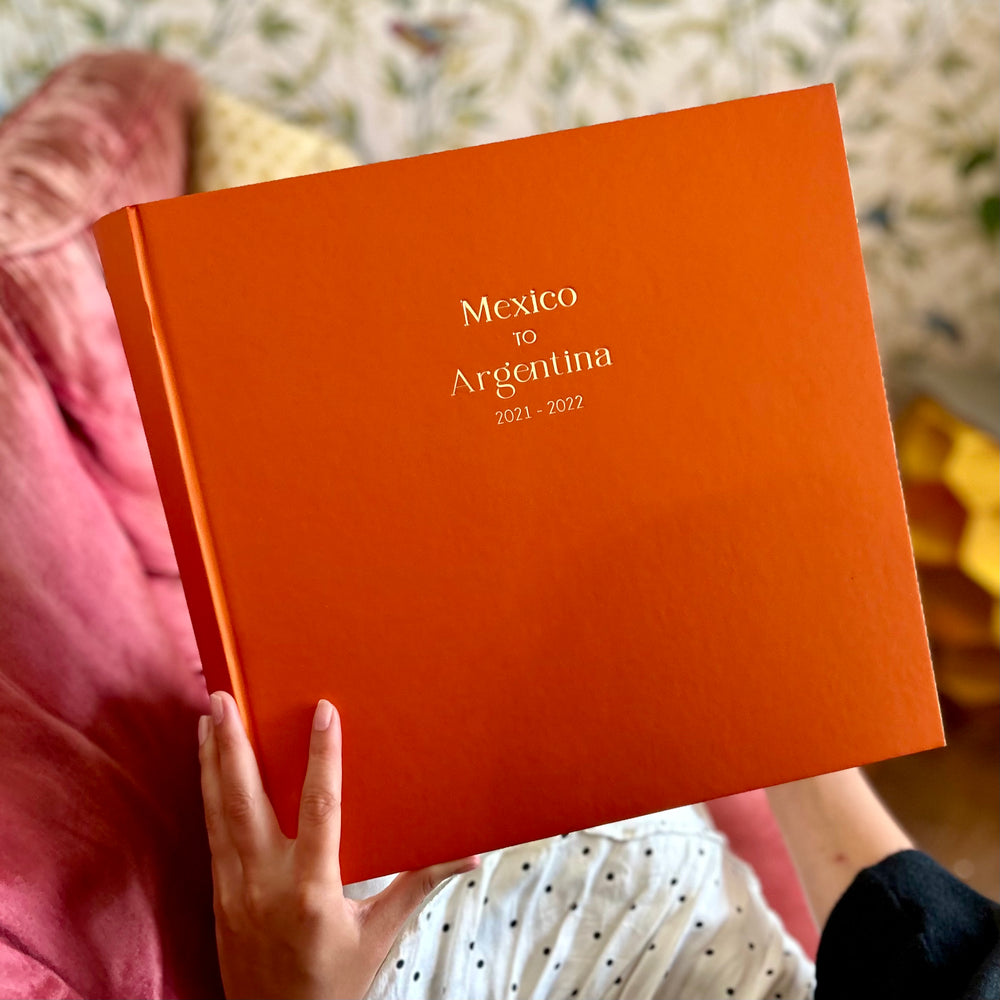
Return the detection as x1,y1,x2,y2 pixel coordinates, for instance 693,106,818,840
354,806,815,1000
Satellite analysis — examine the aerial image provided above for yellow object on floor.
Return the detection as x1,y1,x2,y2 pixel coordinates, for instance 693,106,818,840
896,396,999,707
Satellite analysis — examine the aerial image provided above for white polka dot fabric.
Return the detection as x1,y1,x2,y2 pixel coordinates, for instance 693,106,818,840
348,806,815,1000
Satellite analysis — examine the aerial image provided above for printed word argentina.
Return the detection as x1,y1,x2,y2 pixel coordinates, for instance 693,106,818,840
452,348,613,399
461,287,578,325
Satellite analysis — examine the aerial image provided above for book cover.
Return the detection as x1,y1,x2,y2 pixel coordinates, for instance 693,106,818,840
93,84,943,885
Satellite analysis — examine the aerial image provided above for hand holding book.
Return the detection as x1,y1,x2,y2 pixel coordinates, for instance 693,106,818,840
197,693,479,1000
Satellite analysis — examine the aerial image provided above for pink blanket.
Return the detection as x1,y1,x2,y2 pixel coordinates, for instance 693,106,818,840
0,52,222,999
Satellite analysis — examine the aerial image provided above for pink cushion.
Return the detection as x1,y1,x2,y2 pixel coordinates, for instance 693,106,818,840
0,51,221,998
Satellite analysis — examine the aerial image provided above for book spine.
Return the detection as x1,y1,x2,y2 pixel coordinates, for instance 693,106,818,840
92,206,253,737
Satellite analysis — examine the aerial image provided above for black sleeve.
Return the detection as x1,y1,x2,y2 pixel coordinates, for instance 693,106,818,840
816,849,1000,1000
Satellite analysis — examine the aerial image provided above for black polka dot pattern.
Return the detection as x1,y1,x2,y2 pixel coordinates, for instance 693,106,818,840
378,818,813,999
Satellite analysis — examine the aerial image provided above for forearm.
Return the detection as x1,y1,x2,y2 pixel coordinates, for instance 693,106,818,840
765,768,914,929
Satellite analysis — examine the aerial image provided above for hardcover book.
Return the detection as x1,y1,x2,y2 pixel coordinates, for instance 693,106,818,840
93,84,943,884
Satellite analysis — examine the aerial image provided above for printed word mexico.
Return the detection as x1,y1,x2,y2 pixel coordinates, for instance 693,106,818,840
451,348,613,399
460,287,578,325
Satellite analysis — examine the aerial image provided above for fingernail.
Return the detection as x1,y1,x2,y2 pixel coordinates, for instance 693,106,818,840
313,699,334,731
210,692,225,726
198,715,210,746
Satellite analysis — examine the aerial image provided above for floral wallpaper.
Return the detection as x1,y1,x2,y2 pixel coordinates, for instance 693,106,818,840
1,0,997,371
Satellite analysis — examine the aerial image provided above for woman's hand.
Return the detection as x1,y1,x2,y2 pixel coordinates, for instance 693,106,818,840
198,692,479,1000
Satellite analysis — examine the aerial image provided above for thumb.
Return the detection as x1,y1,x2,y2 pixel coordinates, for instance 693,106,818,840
362,856,480,944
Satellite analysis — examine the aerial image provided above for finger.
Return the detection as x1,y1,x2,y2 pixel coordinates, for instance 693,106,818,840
211,690,281,868
198,714,241,889
363,856,481,944
295,699,343,885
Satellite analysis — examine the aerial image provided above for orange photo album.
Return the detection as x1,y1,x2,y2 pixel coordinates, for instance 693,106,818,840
93,84,943,884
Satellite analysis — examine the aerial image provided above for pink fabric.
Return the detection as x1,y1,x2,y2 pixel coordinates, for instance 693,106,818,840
708,790,820,959
0,52,221,999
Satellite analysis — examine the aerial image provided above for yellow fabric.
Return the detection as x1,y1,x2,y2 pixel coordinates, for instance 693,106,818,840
961,513,1000,599
944,428,1000,515
897,396,999,706
188,87,358,194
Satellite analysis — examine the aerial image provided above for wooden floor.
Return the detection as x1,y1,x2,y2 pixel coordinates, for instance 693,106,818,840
865,699,999,900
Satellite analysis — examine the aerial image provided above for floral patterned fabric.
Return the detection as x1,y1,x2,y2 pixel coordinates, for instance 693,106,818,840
1,1,997,371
